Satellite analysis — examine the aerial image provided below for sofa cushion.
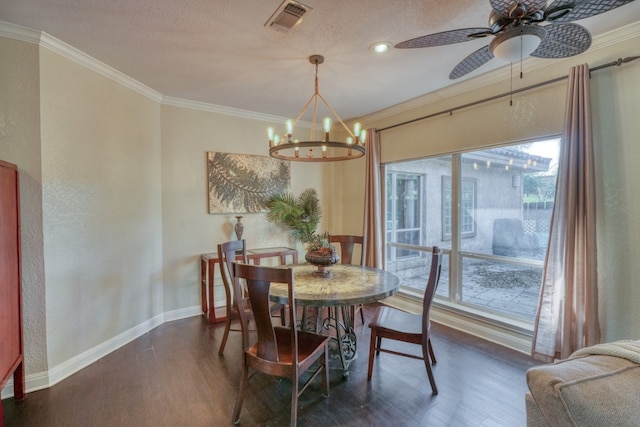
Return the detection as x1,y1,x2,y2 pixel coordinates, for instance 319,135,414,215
525,392,551,427
526,354,640,426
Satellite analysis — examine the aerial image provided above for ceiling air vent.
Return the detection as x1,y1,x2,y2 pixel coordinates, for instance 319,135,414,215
265,0,312,33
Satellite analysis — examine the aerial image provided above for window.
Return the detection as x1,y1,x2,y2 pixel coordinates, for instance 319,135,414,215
384,139,560,323
386,172,423,261
442,177,476,240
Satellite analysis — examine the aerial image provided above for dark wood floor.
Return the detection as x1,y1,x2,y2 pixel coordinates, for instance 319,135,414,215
2,304,539,426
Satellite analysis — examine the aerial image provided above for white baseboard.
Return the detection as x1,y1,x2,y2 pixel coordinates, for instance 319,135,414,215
1,305,202,399
0,370,50,400
382,295,533,354
2,300,532,400
163,305,202,323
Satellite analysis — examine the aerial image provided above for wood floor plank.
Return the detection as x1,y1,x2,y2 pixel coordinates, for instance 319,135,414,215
1,304,539,426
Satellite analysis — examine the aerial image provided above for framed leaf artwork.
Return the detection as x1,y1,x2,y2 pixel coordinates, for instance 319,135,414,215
207,152,290,214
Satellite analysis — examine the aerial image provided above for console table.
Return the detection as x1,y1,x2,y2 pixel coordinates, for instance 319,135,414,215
200,246,298,324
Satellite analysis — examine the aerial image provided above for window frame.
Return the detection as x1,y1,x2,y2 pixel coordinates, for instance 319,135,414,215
382,136,561,327
441,176,477,241
385,170,425,262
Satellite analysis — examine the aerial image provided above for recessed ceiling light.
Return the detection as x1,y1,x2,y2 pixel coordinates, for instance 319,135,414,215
369,42,391,54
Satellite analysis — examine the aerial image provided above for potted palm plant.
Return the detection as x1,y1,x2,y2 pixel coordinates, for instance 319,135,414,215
266,188,338,276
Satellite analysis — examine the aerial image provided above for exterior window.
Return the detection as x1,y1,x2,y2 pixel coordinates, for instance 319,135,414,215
386,172,423,261
383,139,560,323
442,177,476,240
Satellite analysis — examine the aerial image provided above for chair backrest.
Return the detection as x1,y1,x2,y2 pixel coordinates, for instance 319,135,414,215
422,246,443,336
218,239,248,312
329,235,364,265
232,262,298,363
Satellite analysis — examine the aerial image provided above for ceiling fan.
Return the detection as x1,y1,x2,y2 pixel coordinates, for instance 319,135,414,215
395,0,637,79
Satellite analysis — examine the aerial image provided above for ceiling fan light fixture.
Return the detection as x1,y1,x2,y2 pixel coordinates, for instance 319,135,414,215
490,26,546,62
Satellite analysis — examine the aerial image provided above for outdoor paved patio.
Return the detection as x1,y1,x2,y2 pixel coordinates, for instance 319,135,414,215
402,261,542,321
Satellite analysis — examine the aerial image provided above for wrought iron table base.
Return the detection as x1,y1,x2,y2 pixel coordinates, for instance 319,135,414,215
299,305,358,373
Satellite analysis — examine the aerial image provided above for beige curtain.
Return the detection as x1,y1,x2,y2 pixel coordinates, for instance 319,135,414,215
531,64,600,362
362,128,383,268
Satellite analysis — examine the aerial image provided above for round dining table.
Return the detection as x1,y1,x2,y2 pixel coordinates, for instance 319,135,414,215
269,263,400,371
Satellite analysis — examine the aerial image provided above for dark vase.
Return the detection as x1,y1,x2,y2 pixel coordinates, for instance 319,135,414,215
234,216,244,240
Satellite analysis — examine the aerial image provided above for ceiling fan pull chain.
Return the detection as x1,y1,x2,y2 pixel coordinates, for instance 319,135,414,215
510,62,513,107
520,36,524,80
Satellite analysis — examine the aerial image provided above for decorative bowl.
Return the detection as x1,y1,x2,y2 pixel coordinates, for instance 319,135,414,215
305,249,339,277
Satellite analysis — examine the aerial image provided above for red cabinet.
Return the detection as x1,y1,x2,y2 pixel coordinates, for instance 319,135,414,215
0,160,25,424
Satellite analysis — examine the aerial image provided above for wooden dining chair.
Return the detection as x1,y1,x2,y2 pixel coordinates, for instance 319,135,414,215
217,240,252,355
231,262,329,426
367,246,443,394
329,235,366,324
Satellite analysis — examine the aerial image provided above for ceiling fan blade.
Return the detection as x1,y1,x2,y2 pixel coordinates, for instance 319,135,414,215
449,45,495,79
545,0,636,22
490,0,547,17
531,23,592,58
395,28,492,49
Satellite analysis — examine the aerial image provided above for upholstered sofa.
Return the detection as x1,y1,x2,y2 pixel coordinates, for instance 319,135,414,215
525,341,640,426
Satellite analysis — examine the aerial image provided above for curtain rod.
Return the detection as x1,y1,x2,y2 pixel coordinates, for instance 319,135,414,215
377,55,639,133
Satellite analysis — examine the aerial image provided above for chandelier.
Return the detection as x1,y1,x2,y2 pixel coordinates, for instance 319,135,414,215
268,55,366,162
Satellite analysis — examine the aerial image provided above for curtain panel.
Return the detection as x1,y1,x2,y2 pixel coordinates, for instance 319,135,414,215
531,64,600,362
362,128,383,268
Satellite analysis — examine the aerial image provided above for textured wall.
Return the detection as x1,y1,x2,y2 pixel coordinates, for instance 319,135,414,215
160,105,327,313
39,48,163,368
1,33,330,382
0,37,48,374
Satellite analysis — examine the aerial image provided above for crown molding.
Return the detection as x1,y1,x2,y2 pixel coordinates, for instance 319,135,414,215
0,20,41,43
2,18,637,126
361,21,640,125
0,20,162,103
161,95,314,129
38,32,163,102
162,96,285,123
0,20,307,124
592,19,640,47
0,20,310,124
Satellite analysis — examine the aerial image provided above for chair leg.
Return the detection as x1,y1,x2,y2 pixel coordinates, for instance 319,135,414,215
232,358,249,424
291,375,299,427
350,304,366,325
375,335,382,355
428,339,437,364
367,329,377,380
218,315,232,355
322,345,330,397
424,360,438,395
422,338,438,395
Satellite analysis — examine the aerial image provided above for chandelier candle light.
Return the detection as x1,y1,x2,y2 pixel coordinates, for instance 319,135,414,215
268,55,366,162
